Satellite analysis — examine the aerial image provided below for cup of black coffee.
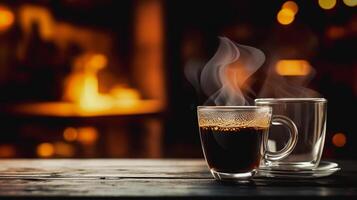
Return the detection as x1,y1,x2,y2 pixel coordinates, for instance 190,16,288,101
197,106,298,181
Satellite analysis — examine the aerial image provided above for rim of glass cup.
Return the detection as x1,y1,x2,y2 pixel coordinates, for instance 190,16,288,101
255,98,327,103
197,106,272,112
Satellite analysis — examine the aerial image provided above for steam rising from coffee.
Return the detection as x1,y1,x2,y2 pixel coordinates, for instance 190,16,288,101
185,37,320,106
185,37,265,106
258,61,320,98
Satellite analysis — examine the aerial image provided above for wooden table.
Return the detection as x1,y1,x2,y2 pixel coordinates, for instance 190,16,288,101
0,159,356,199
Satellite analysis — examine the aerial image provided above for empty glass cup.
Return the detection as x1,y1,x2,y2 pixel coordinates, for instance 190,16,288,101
255,98,327,170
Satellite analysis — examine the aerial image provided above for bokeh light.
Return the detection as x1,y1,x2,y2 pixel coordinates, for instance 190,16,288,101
54,142,75,157
318,0,337,10
343,0,357,7
277,8,295,25
63,127,78,142
77,127,99,145
37,143,55,158
326,26,346,39
276,60,311,76
332,133,347,148
282,1,299,14
0,144,16,158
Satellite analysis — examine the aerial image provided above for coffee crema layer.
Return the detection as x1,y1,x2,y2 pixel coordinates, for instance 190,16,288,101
198,118,270,128
198,110,271,128
199,126,268,132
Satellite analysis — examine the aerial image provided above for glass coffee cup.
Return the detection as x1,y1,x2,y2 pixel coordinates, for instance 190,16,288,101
197,106,298,181
255,98,327,170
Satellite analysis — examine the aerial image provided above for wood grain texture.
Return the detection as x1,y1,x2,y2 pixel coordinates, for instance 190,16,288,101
0,159,356,199
0,159,209,178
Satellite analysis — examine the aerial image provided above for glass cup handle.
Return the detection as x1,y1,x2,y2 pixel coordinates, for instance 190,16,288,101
265,115,298,161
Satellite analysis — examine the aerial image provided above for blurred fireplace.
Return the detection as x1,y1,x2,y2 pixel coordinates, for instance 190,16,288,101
0,0,166,158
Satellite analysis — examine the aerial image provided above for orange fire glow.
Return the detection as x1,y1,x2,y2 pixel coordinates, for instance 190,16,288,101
61,53,147,112
63,53,111,111
276,59,312,76
110,86,141,106
12,4,164,118
0,5,14,31
79,74,109,110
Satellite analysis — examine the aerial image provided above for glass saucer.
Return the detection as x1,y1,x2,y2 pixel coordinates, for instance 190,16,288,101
255,161,340,179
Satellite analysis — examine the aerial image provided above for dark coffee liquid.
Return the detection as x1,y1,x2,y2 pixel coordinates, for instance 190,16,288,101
200,126,266,173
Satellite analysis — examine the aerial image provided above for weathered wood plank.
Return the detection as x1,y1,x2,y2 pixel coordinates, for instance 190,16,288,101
0,159,355,199
0,159,210,178
0,178,357,198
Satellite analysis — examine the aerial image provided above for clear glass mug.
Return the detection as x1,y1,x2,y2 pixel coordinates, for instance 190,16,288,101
197,106,298,181
255,98,327,170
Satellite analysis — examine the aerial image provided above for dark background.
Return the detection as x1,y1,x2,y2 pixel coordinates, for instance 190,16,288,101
0,0,355,159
